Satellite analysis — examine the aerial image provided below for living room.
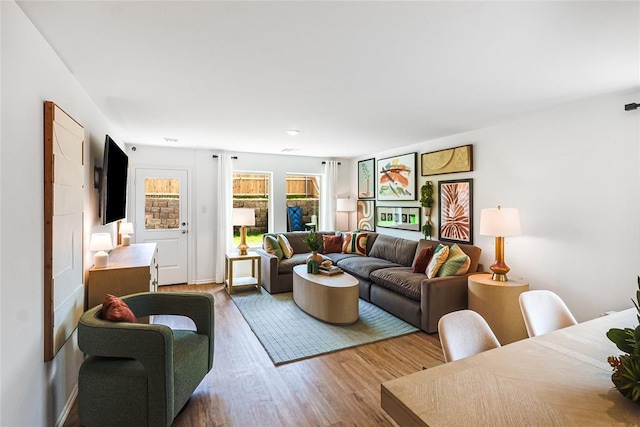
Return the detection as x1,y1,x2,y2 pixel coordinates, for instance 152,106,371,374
2,1,639,426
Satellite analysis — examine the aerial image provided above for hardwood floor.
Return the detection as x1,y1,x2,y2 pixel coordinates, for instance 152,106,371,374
65,283,444,426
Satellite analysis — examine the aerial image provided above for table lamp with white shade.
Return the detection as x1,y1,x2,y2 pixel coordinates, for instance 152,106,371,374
479,206,521,282
119,222,134,246
89,232,113,268
232,208,256,256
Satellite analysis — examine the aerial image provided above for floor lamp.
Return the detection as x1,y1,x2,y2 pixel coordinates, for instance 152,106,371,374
336,198,357,231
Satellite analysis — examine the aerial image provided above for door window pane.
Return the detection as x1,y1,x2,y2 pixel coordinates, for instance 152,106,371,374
144,177,180,230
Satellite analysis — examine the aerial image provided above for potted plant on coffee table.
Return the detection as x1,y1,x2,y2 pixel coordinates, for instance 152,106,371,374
303,232,323,264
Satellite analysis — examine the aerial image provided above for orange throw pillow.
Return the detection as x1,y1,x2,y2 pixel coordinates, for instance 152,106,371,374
413,246,434,273
101,294,137,323
322,234,343,253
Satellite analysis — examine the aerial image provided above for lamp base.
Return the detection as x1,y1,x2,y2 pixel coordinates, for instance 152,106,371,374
122,235,131,246
237,225,248,256
491,273,508,282
93,251,108,268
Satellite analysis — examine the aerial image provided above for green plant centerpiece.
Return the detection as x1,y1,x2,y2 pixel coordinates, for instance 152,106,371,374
420,181,434,239
606,276,640,403
303,232,323,264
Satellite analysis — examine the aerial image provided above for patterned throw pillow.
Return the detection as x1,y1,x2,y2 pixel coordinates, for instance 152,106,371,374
277,234,294,259
263,235,283,260
426,244,450,278
437,244,471,277
412,246,434,274
342,232,368,255
322,234,343,253
101,294,137,323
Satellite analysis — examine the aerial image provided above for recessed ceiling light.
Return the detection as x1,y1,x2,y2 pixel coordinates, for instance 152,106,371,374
163,137,179,143
281,148,300,153
286,129,300,136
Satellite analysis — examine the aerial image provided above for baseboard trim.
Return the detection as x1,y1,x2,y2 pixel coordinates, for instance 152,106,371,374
55,383,78,427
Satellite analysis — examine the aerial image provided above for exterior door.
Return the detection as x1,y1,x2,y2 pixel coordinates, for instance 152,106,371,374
134,168,188,285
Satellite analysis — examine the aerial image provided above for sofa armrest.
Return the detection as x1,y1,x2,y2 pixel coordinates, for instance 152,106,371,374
420,275,471,333
255,248,279,293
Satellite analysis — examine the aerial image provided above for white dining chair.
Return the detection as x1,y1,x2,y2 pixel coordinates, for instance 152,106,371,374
519,290,577,337
438,310,501,363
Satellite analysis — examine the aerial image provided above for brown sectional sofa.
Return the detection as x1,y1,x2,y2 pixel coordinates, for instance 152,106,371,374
255,231,482,333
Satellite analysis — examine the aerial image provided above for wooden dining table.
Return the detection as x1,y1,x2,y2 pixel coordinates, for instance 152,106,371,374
381,308,640,426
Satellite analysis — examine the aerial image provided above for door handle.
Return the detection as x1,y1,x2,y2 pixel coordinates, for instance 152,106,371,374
181,230,187,234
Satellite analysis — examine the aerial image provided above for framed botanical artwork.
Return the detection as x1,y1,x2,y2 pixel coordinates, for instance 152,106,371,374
438,178,473,244
377,152,417,201
376,206,421,231
357,158,375,199
421,144,473,176
356,200,375,231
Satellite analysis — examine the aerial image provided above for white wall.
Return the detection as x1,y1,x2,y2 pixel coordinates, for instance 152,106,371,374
358,89,640,322
1,2,123,425
126,146,351,284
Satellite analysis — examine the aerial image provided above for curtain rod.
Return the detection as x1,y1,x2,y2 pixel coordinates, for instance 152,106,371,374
321,161,341,165
212,155,238,159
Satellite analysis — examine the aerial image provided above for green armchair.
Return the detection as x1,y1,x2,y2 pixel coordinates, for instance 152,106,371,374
78,292,214,427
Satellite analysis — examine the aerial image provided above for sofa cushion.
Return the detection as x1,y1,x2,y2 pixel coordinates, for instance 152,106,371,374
341,232,368,255
368,234,419,267
323,252,360,264
277,234,294,259
337,256,401,280
278,253,309,273
264,235,283,259
412,246,434,273
426,244,449,278
322,234,343,253
370,267,423,302
437,243,471,276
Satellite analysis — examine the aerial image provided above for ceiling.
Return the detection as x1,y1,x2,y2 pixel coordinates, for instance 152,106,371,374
17,1,639,159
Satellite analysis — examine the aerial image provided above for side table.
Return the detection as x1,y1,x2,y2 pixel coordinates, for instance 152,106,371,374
468,273,529,345
225,252,261,294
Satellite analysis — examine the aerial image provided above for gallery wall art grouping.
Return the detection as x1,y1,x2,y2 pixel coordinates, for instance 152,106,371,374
356,145,474,235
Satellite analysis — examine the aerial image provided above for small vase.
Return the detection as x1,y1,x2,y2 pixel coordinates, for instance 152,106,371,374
307,251,323,264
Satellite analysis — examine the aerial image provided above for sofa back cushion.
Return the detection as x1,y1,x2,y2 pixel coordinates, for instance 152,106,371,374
415,239,481,274
368,234,418,267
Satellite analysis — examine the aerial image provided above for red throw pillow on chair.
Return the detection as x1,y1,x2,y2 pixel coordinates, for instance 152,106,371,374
101,294,137,323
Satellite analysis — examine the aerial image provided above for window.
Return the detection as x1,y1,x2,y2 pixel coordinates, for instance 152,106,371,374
233,172,269,246
286,174,320,231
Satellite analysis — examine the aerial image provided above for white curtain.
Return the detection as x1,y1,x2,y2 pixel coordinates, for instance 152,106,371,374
320,161,339,231
214,154,234,283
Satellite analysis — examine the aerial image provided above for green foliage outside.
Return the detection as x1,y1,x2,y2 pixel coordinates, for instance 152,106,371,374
233,232,264,247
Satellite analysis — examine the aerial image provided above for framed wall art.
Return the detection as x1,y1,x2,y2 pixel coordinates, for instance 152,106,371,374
376,206,420,231
357,158,375,199
438,178,473,244
421,144,473,176
377,152,417,201
356,200,375,231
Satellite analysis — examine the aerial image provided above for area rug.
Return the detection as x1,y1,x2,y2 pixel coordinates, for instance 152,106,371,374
230,291,419,365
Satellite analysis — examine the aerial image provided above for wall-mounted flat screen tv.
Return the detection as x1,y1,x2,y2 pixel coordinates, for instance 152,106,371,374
101,135,128,225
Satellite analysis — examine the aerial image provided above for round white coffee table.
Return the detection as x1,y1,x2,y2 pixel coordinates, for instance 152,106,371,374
292,264,359,325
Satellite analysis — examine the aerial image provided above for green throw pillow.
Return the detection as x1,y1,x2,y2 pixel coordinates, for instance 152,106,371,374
264,235,283,260
437,244,471,277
